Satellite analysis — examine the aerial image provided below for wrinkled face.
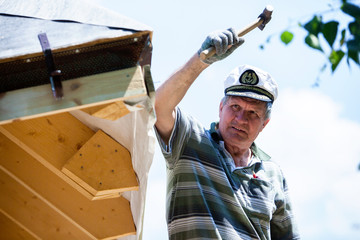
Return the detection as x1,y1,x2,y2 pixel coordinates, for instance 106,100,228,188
218,96,270,150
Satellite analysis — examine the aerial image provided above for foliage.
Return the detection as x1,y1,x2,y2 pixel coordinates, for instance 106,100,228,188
280,31,294,45
263,0,360,78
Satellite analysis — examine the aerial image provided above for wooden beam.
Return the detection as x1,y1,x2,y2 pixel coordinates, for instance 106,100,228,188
0,133,136,239
62,130,139,196
0,66,146,125
0,167,95,240
0,210,39,240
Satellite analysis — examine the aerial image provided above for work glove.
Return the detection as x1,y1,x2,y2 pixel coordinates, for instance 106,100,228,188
198,28,245,65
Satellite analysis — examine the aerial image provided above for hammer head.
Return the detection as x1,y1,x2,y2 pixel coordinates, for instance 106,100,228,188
258,5,274,30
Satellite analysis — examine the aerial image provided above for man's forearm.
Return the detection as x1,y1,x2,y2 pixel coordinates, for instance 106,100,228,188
154,53,209,143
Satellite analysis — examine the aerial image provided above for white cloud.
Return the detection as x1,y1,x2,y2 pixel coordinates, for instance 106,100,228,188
257,87,360,239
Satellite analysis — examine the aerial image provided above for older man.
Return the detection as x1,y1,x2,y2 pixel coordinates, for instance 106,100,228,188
154,28,299,239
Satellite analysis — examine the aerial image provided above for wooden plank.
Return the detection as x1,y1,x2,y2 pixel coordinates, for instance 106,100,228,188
91,101,130,120
0,133,136,239
0,167,95,240
81,102,114,115
0,210,39,240
62,130,138,196
81,101,130,120
0,112,99,200
0,66,146,124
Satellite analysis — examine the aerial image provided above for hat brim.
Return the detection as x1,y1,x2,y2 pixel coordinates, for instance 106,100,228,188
226,91,272,102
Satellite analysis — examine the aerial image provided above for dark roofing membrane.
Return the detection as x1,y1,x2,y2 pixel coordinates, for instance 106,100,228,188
0,0,153,92
0,0,152,60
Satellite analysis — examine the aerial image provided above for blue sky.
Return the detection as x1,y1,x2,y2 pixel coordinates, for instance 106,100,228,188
91,1,360,239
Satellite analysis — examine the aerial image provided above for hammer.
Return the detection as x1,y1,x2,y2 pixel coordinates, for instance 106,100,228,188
200,5,274,61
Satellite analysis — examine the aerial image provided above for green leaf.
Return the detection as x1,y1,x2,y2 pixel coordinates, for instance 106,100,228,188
322,21,339,48
280,31,294,45
340,29,346,46
341,2,360,19
305,34,323,52
304,15,323,36
348,50,360,65
329,50,345,72
347,38,360,51
349,21,360,38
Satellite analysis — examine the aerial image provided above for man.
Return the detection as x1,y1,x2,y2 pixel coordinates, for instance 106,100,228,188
154,28,299,239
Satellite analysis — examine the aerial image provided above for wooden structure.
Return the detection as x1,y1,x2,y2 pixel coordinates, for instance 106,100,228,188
0,1,156,239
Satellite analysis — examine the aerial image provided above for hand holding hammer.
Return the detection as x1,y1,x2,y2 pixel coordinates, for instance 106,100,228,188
198,5,274,64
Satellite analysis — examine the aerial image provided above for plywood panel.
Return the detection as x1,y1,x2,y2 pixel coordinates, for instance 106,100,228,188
0,133,136,239
0,112,94,170
62,130,138,196
0,112,99,199
0,168,94,240
0,112,139,200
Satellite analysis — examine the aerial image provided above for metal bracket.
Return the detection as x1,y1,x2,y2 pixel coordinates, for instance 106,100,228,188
38,33,63,99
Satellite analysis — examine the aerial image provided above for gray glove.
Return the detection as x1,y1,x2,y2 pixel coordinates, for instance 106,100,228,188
198,28,245,64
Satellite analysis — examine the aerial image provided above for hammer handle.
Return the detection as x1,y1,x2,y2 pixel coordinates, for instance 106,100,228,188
199,17,264,61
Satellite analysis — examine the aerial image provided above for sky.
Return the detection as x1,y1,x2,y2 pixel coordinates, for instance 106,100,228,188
90,1,360,239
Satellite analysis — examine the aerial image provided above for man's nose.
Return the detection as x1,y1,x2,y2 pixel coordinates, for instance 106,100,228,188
235,110,248,123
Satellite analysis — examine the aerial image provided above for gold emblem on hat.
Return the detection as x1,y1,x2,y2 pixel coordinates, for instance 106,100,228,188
240,70,259,85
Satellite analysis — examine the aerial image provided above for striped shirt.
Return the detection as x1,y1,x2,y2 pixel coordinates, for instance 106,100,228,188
155,108,299,239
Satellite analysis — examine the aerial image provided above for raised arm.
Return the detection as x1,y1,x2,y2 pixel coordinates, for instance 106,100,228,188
154,53,208,143
154,28,244,143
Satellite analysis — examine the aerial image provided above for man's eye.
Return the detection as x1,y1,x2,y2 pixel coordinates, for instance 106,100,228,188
231,105,240,110
249,111,259,118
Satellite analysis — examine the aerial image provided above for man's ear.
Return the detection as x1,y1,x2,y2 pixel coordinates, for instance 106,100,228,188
261,118,270,131
219,101,224,118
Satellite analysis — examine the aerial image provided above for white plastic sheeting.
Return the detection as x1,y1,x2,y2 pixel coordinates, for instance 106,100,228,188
71,96,156,240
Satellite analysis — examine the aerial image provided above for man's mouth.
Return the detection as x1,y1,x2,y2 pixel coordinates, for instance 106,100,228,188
232,126,246,134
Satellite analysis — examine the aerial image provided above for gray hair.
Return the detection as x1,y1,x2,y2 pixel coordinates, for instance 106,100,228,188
221,95,272,120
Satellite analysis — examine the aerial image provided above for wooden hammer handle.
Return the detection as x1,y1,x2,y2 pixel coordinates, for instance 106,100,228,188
199,17,264,61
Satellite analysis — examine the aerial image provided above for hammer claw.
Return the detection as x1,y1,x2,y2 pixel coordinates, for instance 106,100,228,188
258,5,274,30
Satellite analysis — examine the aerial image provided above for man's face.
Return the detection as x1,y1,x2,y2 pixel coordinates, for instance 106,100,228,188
218,96,270,150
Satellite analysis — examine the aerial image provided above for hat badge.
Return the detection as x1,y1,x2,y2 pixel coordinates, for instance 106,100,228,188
239,70,259,85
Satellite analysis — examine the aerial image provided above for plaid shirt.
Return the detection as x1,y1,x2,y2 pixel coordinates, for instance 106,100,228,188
156,108,299,239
